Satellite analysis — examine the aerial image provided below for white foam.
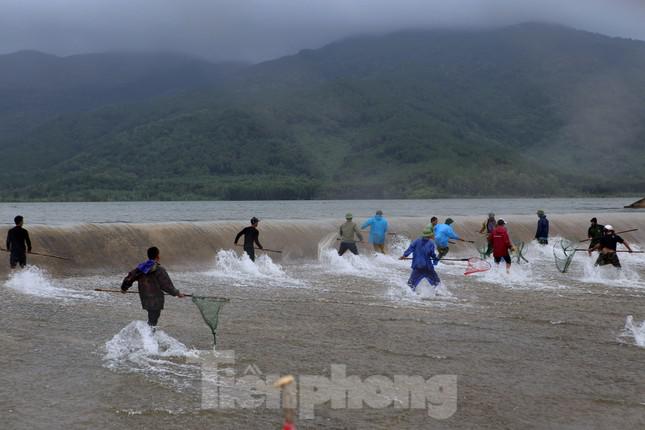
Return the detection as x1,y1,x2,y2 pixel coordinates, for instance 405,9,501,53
103,321,199,388
4,266,92,300
318,247,409,279
416,279,453,299
576,253,644,289
623,316,645,347
318,236,463,302
205,249,303,287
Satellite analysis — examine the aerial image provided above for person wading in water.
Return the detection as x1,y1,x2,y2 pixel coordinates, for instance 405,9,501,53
589,225,633,268
338,213,363,256
6,215,32,269
121,246,185,327
235,217,263,262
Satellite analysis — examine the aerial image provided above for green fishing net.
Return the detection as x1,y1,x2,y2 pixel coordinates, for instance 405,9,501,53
512,241,529,264
192,296,229,345
553,239,576,273
475,238,490,259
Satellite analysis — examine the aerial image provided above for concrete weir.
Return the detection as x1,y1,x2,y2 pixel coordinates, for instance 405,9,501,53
625,198,645,208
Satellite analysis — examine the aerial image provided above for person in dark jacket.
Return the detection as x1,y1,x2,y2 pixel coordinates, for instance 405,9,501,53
6,215,32,269
588,225,633,268
234,217,263,261
535,210,549,245
587,217,604,250
121,246,185,326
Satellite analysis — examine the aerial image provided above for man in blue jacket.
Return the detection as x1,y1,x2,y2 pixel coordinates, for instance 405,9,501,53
535,210,549,245
399,227,440,291
400,227,441,291
361,210,389,254
433,218,466,259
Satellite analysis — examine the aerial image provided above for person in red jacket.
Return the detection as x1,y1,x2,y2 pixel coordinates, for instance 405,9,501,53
488,219,515,273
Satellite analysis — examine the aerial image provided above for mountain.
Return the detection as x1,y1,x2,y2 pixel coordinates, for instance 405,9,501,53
0,50,247,138
1,23,645,201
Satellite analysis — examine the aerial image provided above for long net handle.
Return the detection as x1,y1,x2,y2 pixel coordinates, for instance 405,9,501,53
579,228,638,242
235,244,282,253
94,288,194,298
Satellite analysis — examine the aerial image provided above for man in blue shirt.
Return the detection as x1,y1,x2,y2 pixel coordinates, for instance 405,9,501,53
433,218,467,259
399,227,440,291
361,210,389,254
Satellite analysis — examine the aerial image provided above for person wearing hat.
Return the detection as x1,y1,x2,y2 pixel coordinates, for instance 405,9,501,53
424,216,439,239
587,218,605,250
338,213,363,256
399,227,440,292
234,217,263,261
489,219,515,273
588,225,632,268
361,210,389,254
433,218,466,259
479,212,496,257
535,210,549,245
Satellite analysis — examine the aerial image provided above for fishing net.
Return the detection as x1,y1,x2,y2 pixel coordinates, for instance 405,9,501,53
553,239,576,273
192,296,229,345
512,241,529,264
392,231,411,241
475,238,490,259
464,257,491,276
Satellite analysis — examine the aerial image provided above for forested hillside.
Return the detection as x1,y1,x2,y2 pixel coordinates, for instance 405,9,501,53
2,23,644,200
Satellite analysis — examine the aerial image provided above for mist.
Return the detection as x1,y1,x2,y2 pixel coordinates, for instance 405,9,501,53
1,0,645,62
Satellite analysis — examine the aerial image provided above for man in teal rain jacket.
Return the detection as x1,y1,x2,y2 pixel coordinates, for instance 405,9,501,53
434,218,466,259
361,210,389,253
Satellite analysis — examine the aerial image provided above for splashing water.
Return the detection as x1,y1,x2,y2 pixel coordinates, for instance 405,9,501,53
205,249,303,288
5,266,92,300
103,321,200,389
576,253,644,289
317,247,408,280
622,316,645,347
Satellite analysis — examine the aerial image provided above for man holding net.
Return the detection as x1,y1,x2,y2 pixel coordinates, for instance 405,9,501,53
588,225,633,268
399,227,440,291
121,246,185,327
434,218,467,259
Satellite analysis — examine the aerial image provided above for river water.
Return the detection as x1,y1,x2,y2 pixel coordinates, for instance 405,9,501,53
1,199,644,429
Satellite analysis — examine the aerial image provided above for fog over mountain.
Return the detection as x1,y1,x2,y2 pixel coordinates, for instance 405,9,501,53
2,0,645,61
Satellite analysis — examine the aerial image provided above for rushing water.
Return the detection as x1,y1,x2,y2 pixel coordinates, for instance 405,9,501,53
1,199,644,429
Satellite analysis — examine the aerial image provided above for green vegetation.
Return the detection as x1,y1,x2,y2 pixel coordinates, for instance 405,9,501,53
1,23,645,201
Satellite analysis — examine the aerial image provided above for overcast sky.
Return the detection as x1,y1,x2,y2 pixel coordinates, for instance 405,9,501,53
2,0,645,62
